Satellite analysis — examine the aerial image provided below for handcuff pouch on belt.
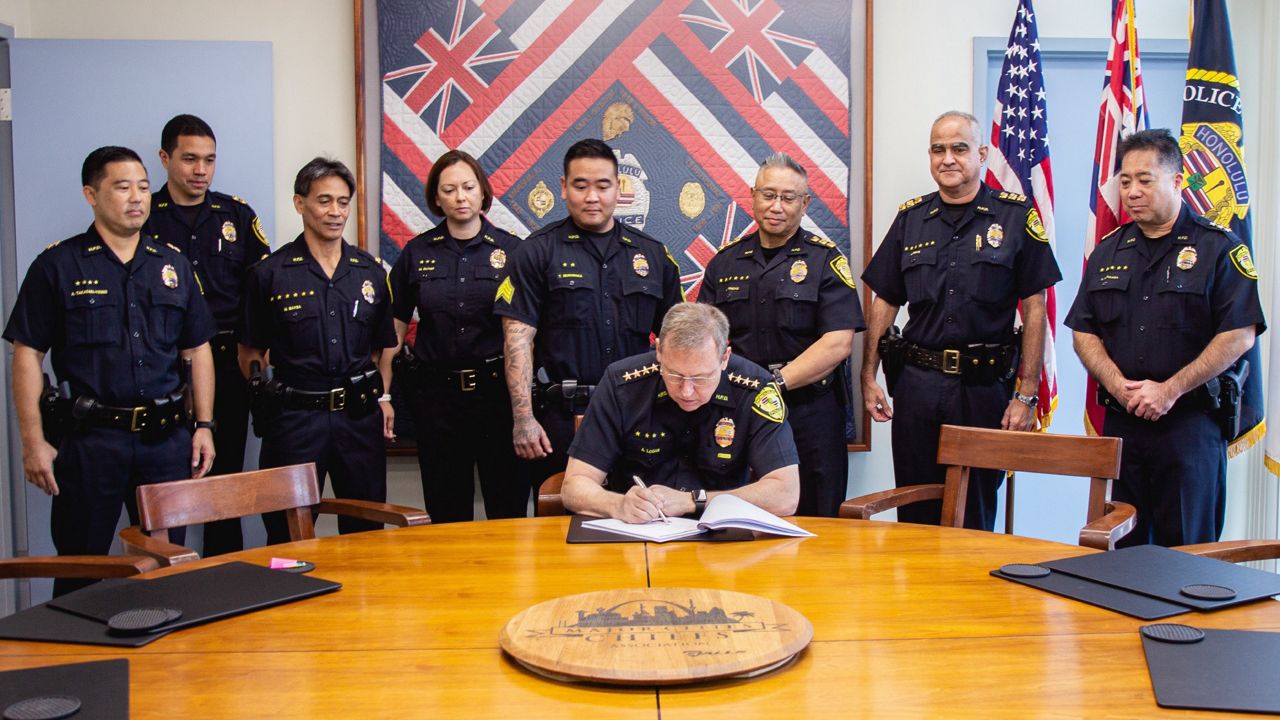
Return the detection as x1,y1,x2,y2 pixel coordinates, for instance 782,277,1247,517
876,326,908,394
39,374,71,446
534,366,595,415
391,345,422,397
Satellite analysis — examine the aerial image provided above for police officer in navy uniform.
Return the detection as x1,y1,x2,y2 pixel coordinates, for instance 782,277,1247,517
146,114,270,555
562,303,800,522
1066,129,1264,547
389,150,526,522
862,111,1061,531
5,146,216,595
495,138,682,495
239,158,396,544
698,153,862,517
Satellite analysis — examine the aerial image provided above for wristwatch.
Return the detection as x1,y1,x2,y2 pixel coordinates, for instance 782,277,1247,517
1013,392,1038,409
771,368,787,391
690,488,708,515
194,420,217,432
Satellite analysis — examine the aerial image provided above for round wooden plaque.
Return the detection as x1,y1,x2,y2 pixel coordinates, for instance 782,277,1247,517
500,587,812,686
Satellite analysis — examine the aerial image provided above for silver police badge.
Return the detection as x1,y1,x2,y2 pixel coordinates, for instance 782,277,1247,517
490,248,507,269
161,264,179,289
986,223,1004,248
361,279,376,304
632,253,650,277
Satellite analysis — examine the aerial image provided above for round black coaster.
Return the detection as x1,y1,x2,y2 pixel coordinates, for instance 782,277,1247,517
1140,623,1206,644
3,694,82,720
278,561,315,574
107,606,182,634
998,563,1050,579
1180,583,1237,601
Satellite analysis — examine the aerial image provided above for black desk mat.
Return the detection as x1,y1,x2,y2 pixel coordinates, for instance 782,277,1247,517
1042,545,1280,611
565,515,755,544
48,561,340,632
0,658,128,719
990,567,1189,620
1142,625,1280,714
0,603,169,647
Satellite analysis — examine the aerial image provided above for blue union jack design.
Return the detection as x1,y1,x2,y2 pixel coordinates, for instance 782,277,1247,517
377,0,852,300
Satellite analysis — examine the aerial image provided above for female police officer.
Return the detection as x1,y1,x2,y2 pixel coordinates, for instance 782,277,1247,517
388,151,526,522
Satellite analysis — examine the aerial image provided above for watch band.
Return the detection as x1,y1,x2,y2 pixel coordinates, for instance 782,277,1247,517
771,368,787,390
1014,392,1038,408
194,420,217,431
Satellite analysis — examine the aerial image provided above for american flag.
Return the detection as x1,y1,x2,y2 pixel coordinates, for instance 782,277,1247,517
984,0,1057,430
376,0,852,296
1082,0,1148,436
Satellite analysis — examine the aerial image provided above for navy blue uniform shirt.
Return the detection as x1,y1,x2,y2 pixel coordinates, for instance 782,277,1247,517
145,186,269,331
1065,204,1266,382
241,236,397,390
697,229,864,366
863,184,1061,348
569,351,798,493
389,218,520,364
3,226,215,404
493,218,682,385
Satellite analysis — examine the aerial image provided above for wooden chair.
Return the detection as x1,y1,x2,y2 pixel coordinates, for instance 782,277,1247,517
538,473,566,516
1175,539,1280,563
839,424,1136,550
120,463,430,566
534,415,582,517
0,554,158,580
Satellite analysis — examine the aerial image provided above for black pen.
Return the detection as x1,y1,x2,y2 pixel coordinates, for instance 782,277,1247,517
632,475,670,524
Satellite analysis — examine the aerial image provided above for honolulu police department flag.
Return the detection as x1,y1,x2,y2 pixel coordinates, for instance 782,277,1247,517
376,0,854,302
1177,0,1264,458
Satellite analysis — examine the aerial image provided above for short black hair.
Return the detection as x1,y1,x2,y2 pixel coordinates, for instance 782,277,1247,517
161,114,216,155
81,146,144,188
1117,128,1182,174
294,157,356,197
562,138,618,178
425,150,493,216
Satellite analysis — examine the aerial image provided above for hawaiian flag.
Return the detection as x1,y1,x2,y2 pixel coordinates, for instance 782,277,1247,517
1177,0,1265,459
984,0,1057,430
376,0,853,298
1082,0,1148,436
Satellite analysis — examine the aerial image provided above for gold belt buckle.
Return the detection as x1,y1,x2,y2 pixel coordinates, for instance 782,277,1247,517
942,349,962,375
459,369,478,392
329,387,347,411
129,406,146,432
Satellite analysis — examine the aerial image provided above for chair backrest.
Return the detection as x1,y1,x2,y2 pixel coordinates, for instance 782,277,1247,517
136,463,321,541
935,425,1122,529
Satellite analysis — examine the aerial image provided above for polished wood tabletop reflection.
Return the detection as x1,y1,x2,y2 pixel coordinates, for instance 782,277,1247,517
1,517,1277,718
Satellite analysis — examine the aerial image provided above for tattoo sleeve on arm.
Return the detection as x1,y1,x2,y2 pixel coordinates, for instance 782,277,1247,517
503,318,538,417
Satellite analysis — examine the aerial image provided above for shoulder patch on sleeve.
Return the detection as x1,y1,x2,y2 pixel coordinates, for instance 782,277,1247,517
495,276,515,304
830,254,856,289
1026,207,1048,243
751,383,787,423
621,362,660,383
252,216,269,248
1229,243,1259,280
996,190,1028,203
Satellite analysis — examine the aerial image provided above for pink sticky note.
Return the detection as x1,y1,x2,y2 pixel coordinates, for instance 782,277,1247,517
269,557,302,570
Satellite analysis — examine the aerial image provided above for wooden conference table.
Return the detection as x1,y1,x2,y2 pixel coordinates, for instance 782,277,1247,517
1,517,1278,718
